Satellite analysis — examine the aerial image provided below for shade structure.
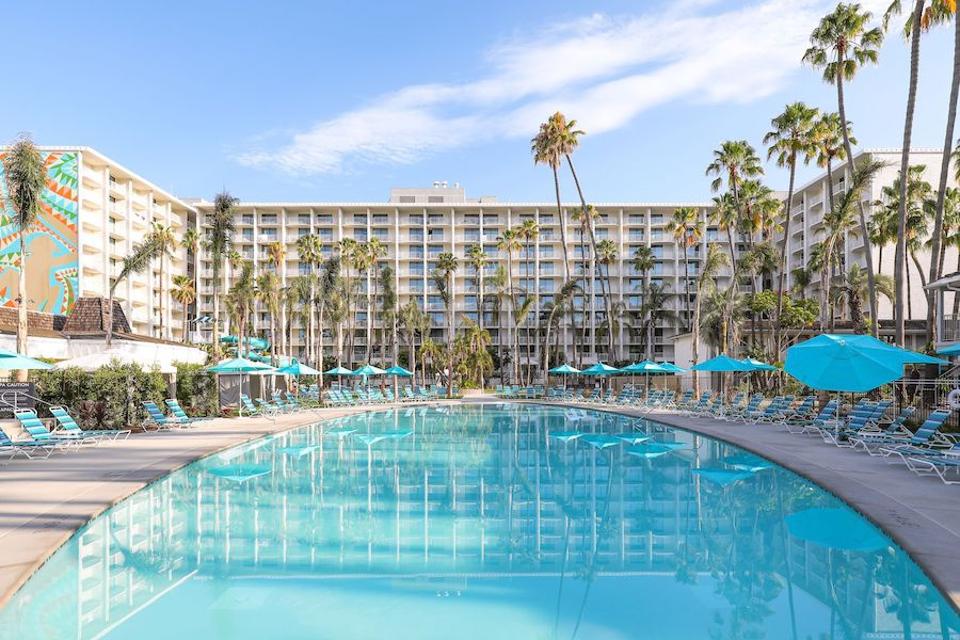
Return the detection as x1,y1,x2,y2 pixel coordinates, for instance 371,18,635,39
581,362,621,375
324,365,354,376
0,349,54,371
353,364,386,377
740,357,777,371
207,357,275,374
384,365,414,377
548,364,581,374
784,334,947,393
622,360,668,374
939,343,960,357
691,354,754,372
276,361,323,376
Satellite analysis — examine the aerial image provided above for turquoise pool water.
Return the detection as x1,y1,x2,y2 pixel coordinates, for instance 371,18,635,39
0,403,957,639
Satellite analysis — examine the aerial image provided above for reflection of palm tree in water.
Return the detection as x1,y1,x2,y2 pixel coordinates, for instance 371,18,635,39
108,523,177,576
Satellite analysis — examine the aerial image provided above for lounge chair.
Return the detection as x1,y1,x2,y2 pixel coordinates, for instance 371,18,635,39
0,428,62,459
857,409,956,457
905,449,960,484
165,399,212,424
240,394,264,415
783,400,839,435
14,409,94,447
141,401,177,430
50,405,130,440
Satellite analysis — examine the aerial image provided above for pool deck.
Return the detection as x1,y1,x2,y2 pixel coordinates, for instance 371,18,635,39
0,405,405,608
524,400,960,612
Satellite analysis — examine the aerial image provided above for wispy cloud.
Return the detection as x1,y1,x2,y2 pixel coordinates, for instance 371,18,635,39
236,0,889,175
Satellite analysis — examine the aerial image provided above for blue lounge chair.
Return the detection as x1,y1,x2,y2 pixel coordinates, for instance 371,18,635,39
142,401,176,430
0,428,61,459
165,399,211,424
50,405,129,441
14,409,93,447
859,409,956,457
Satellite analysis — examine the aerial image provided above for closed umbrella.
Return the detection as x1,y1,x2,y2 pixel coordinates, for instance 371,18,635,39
784,334,947,393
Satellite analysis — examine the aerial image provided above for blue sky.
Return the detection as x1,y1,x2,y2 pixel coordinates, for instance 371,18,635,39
1,0,954,204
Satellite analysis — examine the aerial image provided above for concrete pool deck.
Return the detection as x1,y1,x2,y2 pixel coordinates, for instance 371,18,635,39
0,405,408,607
524,400,960,611
1,398,959,614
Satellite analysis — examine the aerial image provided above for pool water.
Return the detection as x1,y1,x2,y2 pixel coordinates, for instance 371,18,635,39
1,404,957,639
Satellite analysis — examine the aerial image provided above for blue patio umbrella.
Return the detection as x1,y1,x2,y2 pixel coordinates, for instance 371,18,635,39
325,365,354,376
353,364,386,377
691,354,755,372
207,357,275,415
549,364,581,374
658,362,687,373
938,343,960,357
581,362,620,375
276,361,323,376
785,334,948,393
0,349,54,371
740,357,777,371
384,365,414,377
622,360,668,395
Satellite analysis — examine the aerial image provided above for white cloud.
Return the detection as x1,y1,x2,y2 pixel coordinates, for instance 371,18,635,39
236,0,878,175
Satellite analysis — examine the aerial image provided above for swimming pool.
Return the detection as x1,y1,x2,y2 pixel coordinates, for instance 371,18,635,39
0,403,956,639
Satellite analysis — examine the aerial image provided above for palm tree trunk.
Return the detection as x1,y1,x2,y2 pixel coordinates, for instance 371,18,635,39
15,240,28,380
506,253,515,383
820,239,833,330
682,246,692,332
552,167,575,366
211,266,220,357
906,262,914,320
894,0,926,346
692,282,703,396
565,155,614,361
927,15,960,345
837,64,880,338
826,160,836,215
776,157,797,353
158,253,165,340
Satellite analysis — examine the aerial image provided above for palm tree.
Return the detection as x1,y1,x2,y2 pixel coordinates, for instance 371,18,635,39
542,279,578,375
517,219,540,374
378,263,398,366
636,284,674,361
400,299,430,385
692,245,729,393
879,165,933,319
264,240,286,356
666,206,702,332
106,237,164,347
532,116,573,284
925,1,960,343
549,112,615,360
179,227,200,336
457,319,493,390
886,0,928,344
1,135,45,376
256,271,281,362
570,204,599,354
465,244,488,333
823,159,887,329
225,261,255,357
171,275,196,343
831,264,894,332
434,252,458,396
207,191,237,357
147,221,176,341
316,256,341,376
811,112,857,213
763,101,819,346
362,237,387,362
804,2,884,336
296,235,323,364
705,140,764,274
791,266,813,299
497,229,522,381
595,239,619,361
337,238,359,366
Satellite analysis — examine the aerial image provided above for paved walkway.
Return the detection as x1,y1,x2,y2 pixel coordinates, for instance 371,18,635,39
0,406,385,607
527,400,960,611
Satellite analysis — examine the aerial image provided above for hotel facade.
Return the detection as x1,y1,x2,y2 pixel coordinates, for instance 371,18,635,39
3,146,957,367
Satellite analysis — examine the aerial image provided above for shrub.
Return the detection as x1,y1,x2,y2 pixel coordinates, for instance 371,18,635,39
174,362,218,416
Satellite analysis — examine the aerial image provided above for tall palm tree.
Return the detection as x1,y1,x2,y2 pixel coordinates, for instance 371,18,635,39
171,275,196,343
570,204,599,354
549,112,615,359
532,117,572,284
179,227,200,337
886,0,928,344
692,245,729,393
225,261,255,357
705,140,764,274
207,191,237,357
106,237,164,347
337,238,359,366
517,219,540,373
400,299,430,385
265,240,286,356
666,207,702,332
466,243,488,333
434,252,458,395
811,112,857,213
296,235,322,364
879,165,933,319
148,221,177,340
316,256,342,376
804,2,884,336
831,264,895,332
363,237,387,362
542,279,578,375
1,135,45,377
496,229,522,381
595,239,619,361
925,0,960,343
763,101,819,346
256,271,281,362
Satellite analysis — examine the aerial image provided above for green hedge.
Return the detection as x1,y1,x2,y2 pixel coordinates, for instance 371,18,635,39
173,362,218,416
30,363,167,430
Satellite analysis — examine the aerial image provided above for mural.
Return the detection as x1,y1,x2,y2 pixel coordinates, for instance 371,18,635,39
0,151,79,315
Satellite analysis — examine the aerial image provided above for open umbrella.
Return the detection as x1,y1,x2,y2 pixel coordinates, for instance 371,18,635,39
325,365,354,375
938,343,960,357
622,360,667,396
384,365,413,377
548,363,580,391
276,361,323,376
207,357,275,416
353,364,386,377
785,334,948,393
581,362,620,393
0,349,54,371
691,354,755,372
658,362,687,373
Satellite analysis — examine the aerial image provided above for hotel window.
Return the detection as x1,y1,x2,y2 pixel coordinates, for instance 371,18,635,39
299,264,311,275
651,229,664,241
428,214,444,224
483,229,499,241
464,215,479,224
261,214,278,225
408,214,424,224
628,214,644,224
373,214,388,224
410,229,424,241
297,228,310,238
409,246,424,259
540,229,555,240
242,229,254,241
595,228,609,239
409,280,424,292
428,295,443,309
464,230,480,242
540,262,555,275
298,214,311,224
317,229,333,241
650,246,664,259
427,228,444,240
650,214,664,225
398,196,416,203
242,214,254,225
430,312,445,326
540,214,555,224
409,263,425,276
354,229,368,241
317,214,333,224
540,246,554,258
540,280,555,293
428,196,444,203
427,244,443,258
372,228,389,240
483,214,499,224
629,229,644,241
353,214,367,224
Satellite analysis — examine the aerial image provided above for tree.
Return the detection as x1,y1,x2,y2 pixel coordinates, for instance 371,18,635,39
147,221,177,341
549,112,615,360
171,275,196,343
207,192,238,357
2,135,46,378
316,256,342,379
466,244,488,333
925,0,960,343
804,2,884,336
811,112,857,213
595,239,619,360
224,261,255,357
763,101,819,348
705,140,764,275
433,252,458,396
400,299,430,385
456,319,493,389
296,235,323,364
542,279,579,375
265,240,286,356
791,267,813,299
497,229,522,381
666,206,702,332
532,116,573,285
106,237,164,347
831,264,895,333
886,0,928,345
692,245,729,394
256,271,281,362
878,165,933,319
362,237,387,363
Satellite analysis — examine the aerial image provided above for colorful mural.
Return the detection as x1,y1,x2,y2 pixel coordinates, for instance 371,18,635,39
0,151,79,315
